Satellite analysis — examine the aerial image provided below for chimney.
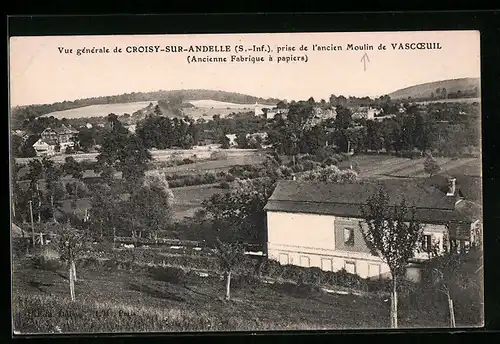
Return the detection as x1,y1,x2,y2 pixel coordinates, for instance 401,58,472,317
446,177,456,196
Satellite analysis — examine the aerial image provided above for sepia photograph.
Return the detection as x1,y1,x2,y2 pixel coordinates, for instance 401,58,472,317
9,30,483,334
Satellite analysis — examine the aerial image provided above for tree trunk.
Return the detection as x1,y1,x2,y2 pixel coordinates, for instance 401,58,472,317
391,276,398,328
29,200,35,249
225,271,232,301
113,227,116,249
12,196,16,219
447,293,456,328
71,260,77,282
69,261,75,301
51,195,57,222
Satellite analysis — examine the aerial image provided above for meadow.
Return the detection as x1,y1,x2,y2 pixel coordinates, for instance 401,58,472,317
13,254,459,334
182,99,258,119
41,101,158,119
338,155,480,179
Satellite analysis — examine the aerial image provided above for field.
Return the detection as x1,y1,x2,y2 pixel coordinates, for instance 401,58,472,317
182,99,257,119
338,155,480,179
12,257,456,334
41,101,158,119
187,100,257,109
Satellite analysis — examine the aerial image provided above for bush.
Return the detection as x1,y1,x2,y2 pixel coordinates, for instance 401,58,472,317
149,266,186,284
181,158,195,165
32,247,63,272
218,181,231,189
323,157,339,166
210,151,228,160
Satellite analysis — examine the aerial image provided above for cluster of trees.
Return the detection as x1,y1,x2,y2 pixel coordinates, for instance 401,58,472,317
266,99,479,159
329,94,392,108
136,106,199,149
203,112,267,143
12,156,90,225
430,86,479,100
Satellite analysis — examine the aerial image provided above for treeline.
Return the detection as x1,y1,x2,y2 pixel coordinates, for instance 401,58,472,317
11,89,281,130
267,101,480,159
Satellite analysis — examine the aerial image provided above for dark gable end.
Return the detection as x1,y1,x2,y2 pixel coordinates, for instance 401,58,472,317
264,179,477,223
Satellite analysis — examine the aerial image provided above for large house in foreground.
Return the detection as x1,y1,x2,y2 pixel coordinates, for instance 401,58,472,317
33,125,79,156
264,176,481,281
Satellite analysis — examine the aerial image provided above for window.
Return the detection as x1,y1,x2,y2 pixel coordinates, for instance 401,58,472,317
421,235,432,252
345,261,356,274
279,253,289,265
300,256,310,268
343,228,355,246
368,264,381,279
321,258,332,272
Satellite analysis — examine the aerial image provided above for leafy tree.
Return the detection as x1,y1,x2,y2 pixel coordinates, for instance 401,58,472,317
88,184,118,240
41,157,62,222
27,159,44,222
202,178,274,246
96,115,152,190
219,135,230,149
359,186,424,328
62,157,83,200
214,238,245,301
424,154,441,177
52,221,90,301
77,128,96,152
236,133,249,148
129,171,174,242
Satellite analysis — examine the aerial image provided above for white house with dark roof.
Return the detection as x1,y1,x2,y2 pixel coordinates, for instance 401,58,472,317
33,125,79,156
264,176,481,281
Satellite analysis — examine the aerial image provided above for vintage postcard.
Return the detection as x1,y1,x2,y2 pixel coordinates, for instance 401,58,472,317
9,30,483,334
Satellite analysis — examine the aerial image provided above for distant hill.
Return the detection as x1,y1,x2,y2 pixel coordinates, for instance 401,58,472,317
388,78,480,101
11,89,281,129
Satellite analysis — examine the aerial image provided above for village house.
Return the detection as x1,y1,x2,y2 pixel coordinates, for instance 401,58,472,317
264,176,481,281
225,134,238,147
33,124,79,156
352,106,384,120
254,102,289,120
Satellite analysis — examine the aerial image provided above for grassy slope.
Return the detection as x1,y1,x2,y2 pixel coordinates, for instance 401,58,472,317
13,258,456,333
388,78,480,100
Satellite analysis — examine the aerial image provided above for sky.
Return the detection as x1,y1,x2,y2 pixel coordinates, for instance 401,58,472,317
9,31,481,106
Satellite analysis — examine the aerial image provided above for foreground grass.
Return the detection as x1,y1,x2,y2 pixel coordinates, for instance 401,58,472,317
12,257,461,334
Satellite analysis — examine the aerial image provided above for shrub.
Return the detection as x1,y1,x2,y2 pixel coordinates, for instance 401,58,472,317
323,157,339,166
181,158,195,165
218,181,231,189
149,266,186,284
210,151,228,160
32,247,63,272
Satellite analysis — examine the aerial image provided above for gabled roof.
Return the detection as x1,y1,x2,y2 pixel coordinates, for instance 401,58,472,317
264,178,479,223
34,137,58,146
53,124,78,134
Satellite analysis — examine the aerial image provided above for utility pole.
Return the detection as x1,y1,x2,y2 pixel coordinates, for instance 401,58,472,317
29,200,35,248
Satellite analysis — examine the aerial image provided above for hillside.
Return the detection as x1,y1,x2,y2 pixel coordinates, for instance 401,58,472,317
10,89,281,129
388,78,480,100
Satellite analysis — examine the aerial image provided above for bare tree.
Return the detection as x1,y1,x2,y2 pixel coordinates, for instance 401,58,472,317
213,238,244,301
359,186,424,328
